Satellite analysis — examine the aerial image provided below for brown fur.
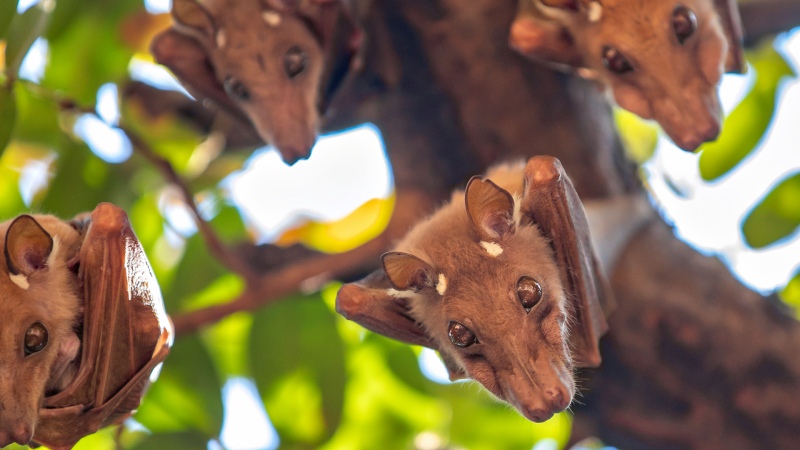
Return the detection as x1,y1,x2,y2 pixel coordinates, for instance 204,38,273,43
389,162,575,422
510,0,745,151
0,215,83,447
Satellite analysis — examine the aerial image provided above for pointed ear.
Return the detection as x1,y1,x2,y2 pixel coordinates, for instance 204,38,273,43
171,0,216,41
382,252,437,291
465,176,516,243
521,156,615,368
509,11,583,69
4,215,54,276
150,29,251,125
714,0,746,74
336,270,436,348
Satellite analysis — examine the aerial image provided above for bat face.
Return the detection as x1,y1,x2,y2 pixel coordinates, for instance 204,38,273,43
389,225,575,422
510,0,745,151
164,0,327,164
0,215,83,447
579,0,726,151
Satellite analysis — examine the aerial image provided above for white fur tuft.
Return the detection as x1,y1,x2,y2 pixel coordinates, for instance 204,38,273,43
588,1,602,23
512,193,522,227
216,29,226,48
436,274,447,296
47,236,61,267
10,273,29,290
386,288,420,299
263,11,281,26
480,241,503,257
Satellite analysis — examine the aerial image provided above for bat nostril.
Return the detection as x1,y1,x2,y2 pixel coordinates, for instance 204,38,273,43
523,406,552,423
549,390,570,411
10,424,32,445
701,121,721,142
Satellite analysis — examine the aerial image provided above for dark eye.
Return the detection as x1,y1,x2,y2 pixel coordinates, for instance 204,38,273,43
517,276,542,313
25,323,48,355
602,46,633,74
672,6,697,45
284,46,308,78
448,321,477,348
224,76,250,101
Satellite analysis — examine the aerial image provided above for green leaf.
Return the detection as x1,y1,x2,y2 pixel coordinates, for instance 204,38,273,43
742,172,800,248
781,272,800,313
164,233,228,312
250,293,347,444
699,44,796,181
0,88,15,157
4,1,51,77
0,0,17,40
135,335,224,436
128,432,211,450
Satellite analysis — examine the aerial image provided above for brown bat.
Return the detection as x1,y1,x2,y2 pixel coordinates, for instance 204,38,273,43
336,156,614,422
509,0,746,151
0,203,172,449
150,0,359,164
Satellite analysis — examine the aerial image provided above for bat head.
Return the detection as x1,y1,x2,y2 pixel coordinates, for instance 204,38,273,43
0,215,83,447
336,157,613,423
510,0,745,151
157,0,342,163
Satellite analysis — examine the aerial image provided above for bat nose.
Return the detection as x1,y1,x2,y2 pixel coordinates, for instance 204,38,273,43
0,423,33,446
278,144,313,166
522,405,554,423
546,387,570,412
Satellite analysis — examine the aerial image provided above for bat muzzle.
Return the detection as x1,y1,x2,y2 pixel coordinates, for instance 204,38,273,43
0,422,33,446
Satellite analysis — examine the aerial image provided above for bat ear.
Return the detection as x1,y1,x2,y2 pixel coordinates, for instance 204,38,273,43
382,252,438,292
150,29,251,124
509,6,583,70
465,176,516,243
171,0,216,41
714,0,746,74
521,156,614,368
4,215,54,276
336,270,436,348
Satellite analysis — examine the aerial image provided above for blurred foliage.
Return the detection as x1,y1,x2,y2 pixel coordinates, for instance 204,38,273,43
698,42,795,181
1,0,799,449
743,172,800,248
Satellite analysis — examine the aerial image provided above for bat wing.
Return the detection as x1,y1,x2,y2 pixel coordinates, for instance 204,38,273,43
520,156,614,368
715,0,746,74
34,203,173,449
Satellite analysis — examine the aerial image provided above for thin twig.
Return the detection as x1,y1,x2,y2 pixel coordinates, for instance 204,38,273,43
119,124,257,281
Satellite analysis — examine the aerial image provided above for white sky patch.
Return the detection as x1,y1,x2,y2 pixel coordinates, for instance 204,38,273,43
73,114,133,163
18,153,55,207
17,0,40,13
644,27,800,292
159,187,199,238
418,348,453,384
224,124,393,242
220,378,279,450
19,37,48,83
144,0,172,14
96,83,120,126
532,438,559,450
129,57,193,98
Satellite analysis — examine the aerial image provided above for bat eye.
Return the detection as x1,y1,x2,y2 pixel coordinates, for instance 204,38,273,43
517,276,542,313
284,46,308,79
448,321,477,348
602,46,633,74
24,323,48,356
224,76,251,101
672,6,697,44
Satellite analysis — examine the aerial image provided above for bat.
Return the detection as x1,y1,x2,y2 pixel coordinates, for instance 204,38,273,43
336,156,614,422
509,0,746,152
0,203,173,449
150,0,360,164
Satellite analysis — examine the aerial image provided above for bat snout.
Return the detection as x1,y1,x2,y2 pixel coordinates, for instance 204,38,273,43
0,422,33,446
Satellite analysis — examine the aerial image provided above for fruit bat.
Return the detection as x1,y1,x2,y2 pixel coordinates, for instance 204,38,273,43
509,0,746,151
0,203,173,449
336,156,614,422
150,0,360,164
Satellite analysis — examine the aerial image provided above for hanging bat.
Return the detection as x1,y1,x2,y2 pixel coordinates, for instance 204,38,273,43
509,0,746,152
0,203,173,449
150,0,360,164
336,156,614,422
